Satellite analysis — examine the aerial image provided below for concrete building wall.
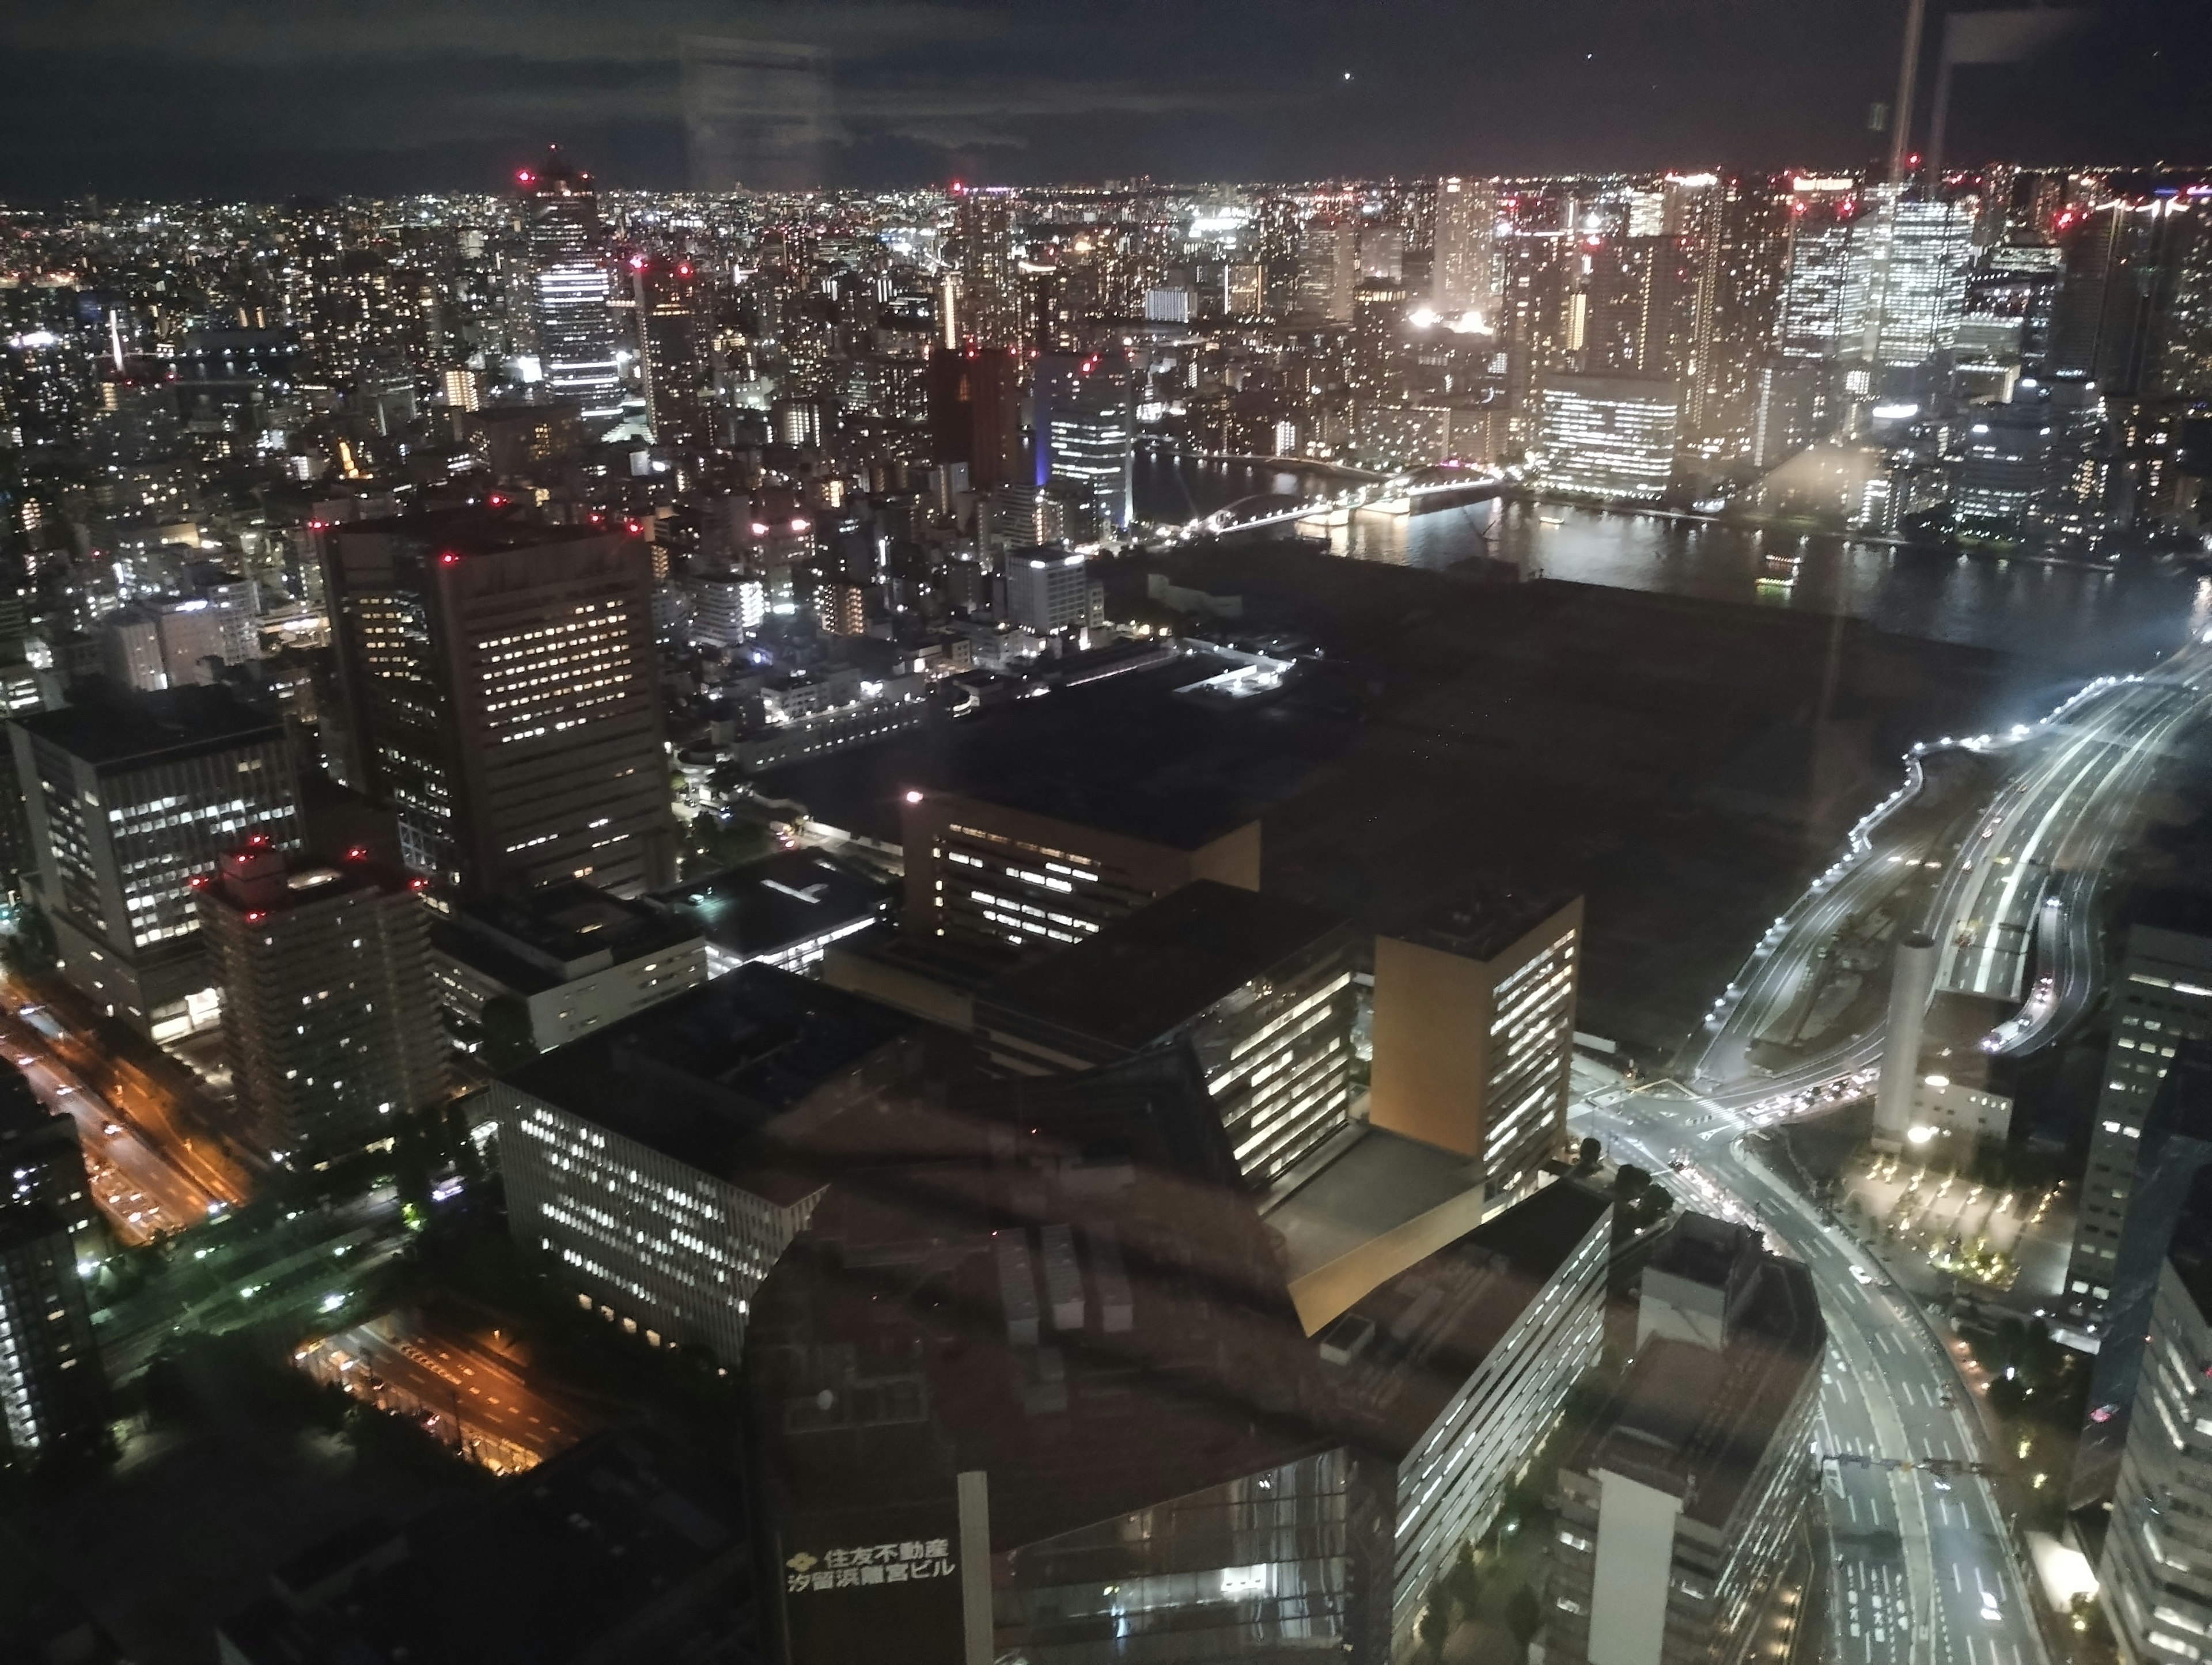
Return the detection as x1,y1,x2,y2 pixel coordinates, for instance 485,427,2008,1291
900,788,1259,961
2100,1262,2212,1665
1369,896,1582,1203
494,1086,819,1363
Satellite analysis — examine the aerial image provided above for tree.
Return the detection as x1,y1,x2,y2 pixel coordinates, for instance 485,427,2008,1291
1445,1538,1480,1620
1506,1583,1542,1648
477,995,537,1075
1418,1588,1450,1660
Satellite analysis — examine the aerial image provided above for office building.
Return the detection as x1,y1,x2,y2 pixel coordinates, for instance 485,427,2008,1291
12,682,301,1038
1863,194,1976,370
492,965,933,1362
2052,196,2207,401
1369,888,1582,1213
196,840,446,1163
0,1204,107,1465
1003,550,1098,635
2069,1044,2212,1508
1298,221,1358,324
2096,1165,2212,1665
654,849,890,979
744,1046,1614,1665
322,510,671,897
1536,374,1680,501
219,1438,748,1663
1777,177,1868,366
433,879,707,1059
901,786,1260,962
976,881,1360,1186
1544,1215,1825,1665
99,588,260,691
520,153,624,423
0,1066,97,1256
956,190,1022,350
1041,355,1134,531
925,343,1022,493
691,572,767,647
1955,375,2111,551
630,255,710,450
2063,909,2212,1329
678,35,831,192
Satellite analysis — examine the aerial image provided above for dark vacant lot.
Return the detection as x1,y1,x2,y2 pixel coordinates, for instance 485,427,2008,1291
759,547,2018,1055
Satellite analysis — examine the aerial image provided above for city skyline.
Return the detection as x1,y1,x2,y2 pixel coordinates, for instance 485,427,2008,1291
2,0,2209,199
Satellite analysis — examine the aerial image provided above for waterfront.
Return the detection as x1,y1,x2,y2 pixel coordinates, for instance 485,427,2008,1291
1134,450,2212,685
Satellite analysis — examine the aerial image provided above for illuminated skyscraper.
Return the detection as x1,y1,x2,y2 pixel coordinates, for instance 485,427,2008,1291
1369,889,1583,1215
518,154,624,423
1859,192,1976,370
2051,196,2212,400
956,190,1022,350
628,255,710,450
12,682,301,1038
1297,220,1358,324
1043,354,1134,531
1433,177,1499,321
198,841,448,1163
1777,178,1869,364
322,510,671,898
1536,374,1680,500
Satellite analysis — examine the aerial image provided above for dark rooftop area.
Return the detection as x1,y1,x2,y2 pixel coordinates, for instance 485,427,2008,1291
1643,1212,1763,1294
16,680,283,768
497,963,919,1192
754,549,2019,1053
1577,1254,1824,1530
338,505,615,556
217,1438,746,1665
1320,1177,1613,1457
914,756,1264,853
441,879,698,991
979,878,1351,1052
654,849,892,959
1380,877,1581,962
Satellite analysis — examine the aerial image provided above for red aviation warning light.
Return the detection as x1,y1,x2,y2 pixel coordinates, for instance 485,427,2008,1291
517,169,536,186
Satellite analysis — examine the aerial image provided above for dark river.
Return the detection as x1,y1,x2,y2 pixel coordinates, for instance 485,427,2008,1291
1133,450,2212,691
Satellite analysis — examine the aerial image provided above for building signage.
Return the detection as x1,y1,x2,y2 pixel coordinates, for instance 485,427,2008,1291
785,1538,955,1594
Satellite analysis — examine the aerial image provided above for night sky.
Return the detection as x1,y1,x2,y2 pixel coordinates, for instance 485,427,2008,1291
2,0,2207,199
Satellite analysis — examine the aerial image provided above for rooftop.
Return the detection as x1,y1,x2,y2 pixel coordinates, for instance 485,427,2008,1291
1268,1124,1484,1264
748,1055,1611,1560
1380,879,1581,963
979,879,1352,1053
497,963,921,1196
336,506,615,557
1574,1253,1824,1531
218,1438,744,1665
653,850,891,959
1315,1178,1614,1458
15,680,284,769
441,880,698,991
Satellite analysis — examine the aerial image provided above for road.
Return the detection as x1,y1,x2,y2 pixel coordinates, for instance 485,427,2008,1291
1576,1080,2048,1665
0,1025,217,1243
1690,640,2212,1109
94,1192,410,1382
306,1318,592,1469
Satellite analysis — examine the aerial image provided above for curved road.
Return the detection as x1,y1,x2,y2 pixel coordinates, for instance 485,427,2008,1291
1577,1079,2048,1665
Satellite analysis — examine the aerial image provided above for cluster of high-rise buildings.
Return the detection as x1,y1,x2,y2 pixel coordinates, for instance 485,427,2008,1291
24,143,2212,1654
